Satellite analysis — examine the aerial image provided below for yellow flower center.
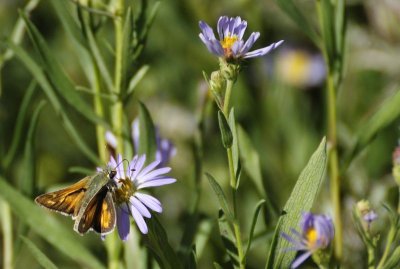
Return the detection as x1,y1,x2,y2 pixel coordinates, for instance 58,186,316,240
220,35,238,57
115,178,136,205
306,228,318,249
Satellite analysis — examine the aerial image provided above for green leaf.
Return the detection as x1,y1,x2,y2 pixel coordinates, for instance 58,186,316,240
265,137,327,269
137,102,157,162
3,81,36,168
206,173,233,221
274,0,321,47
126,65,149,98
213,262,223,269
382,246,400,269
342,89,400,172
20,12,110,129
144,216,182,269
21,100,46,197
217,210,239,267
244,200,265,260
7,41,100,164
0,178,105,269
218,110,233,149
21,237,58,269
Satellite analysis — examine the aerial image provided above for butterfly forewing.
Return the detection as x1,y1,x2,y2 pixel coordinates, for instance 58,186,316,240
34,177,90,216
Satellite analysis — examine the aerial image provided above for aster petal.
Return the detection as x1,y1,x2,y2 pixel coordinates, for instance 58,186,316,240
280,232,303,249
130,196,151,218
243,40,284,59
117,205,130,241
235,20,247,40
217,16,229,39
231,40,243,56
135,193,163,213
116,154,125,179
105,131,117,149
137,177,176,189
138,160,161,178
138,167,171,182
130,155,146,179
131,119,140,152
240,32,260,55
291,251,312,269
199,21,217,40
130,204,148,234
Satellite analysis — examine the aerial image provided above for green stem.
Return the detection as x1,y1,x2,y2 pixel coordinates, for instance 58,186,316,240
105,1,125,269
93,63,107,162
1,200,13,269
327,72,342,261
377,226,396,269
222,78,245,269
398,186,400,214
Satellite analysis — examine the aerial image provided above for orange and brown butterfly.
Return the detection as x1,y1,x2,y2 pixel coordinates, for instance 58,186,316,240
35,166,118,236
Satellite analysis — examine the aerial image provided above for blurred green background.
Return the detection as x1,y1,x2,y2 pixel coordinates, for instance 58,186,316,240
1,0,400,268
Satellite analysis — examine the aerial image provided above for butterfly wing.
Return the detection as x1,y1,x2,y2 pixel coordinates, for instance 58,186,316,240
74,188,116,235
35,177,90,217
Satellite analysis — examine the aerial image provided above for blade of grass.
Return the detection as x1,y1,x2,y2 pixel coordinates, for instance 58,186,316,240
21,237,58,269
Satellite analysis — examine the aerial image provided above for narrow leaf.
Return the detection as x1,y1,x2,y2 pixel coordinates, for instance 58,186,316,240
244,200,265,259
144,216,182,269
218,111,233,149
0,178,105,269
21,237,58,269
3,81,36,168
382,246,400,269
126,65,149,97
21,100,46,197
138,102,157,162
206,173,233,221
217,210,239,267
21,12,110,129
266,137,327,269
343,89,400,172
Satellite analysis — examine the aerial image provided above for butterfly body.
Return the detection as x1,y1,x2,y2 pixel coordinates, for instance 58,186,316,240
35,167,117,236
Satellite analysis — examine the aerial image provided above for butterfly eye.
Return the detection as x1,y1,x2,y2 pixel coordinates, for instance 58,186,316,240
109,170,117,180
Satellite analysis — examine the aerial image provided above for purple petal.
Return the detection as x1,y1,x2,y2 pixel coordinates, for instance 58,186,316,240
130,197,151,218
105,131,117,149
137,177,176,189
291,251,312,269
243,40,284,59
235,20,247,40
130,204,148,234
130,155,146,179
217,16,229,39
199,21,217,41
138,167,171,182
135,193,163,213
131,119,140,152
116,155,125,179
117,205,130,241
240,32,260,55
138,160,161,178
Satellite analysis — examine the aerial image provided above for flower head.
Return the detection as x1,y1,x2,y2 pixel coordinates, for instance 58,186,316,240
106,118,176,168
108,154,176,239
281,212,334,268
199,16,283,60
356,200,378,230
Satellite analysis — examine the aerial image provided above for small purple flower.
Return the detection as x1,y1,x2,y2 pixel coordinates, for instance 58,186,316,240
281,212,334,269
199,16,283,60
106,118,176,167
131,119,176,167
108,155,176,239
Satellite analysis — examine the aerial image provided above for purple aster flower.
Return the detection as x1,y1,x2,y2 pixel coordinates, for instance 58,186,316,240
199,16,283,60
108,154,176,239
131,119,176,167
281,212,334,269
106,118,176,167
